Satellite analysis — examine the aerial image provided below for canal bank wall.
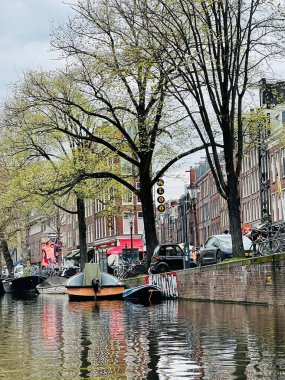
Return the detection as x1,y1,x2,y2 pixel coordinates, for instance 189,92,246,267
125,253,285,306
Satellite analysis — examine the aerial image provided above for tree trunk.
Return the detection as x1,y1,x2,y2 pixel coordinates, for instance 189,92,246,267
227,173,244,257
139,173,158,267
55,210,63,267
1,238,13,277
77,197,88,270
23,218,31,263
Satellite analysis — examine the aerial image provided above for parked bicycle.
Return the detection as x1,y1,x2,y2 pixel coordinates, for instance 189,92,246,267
246,221,285,256
113,259,148,279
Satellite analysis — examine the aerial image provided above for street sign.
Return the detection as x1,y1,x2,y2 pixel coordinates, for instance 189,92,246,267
157,204,166,212
156,178,165,212
107,209,113,228
156,178,164,186
157,196,165,203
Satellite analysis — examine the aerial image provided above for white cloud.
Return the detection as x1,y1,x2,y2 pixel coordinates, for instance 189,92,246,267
0,0,74,100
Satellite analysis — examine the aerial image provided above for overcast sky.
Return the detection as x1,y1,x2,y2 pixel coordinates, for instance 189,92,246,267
0,0,74,101
0,0,191,199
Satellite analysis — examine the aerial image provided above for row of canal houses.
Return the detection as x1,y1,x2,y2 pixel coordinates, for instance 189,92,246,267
8,79,285,267
158,79,285,248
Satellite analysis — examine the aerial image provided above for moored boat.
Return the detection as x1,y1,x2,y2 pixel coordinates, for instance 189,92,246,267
0,277,5,295
123,284,162,303
36,276,68,294
2,275,46,294
65,263,125,301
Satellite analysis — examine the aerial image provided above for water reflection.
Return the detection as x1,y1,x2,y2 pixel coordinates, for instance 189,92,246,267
0,294,285,379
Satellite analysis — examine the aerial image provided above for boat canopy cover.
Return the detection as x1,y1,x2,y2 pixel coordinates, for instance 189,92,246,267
38,276,67,288
83,263,101,286
65,249,80,259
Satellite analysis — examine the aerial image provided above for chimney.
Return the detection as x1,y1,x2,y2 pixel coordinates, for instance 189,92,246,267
189,167,196,184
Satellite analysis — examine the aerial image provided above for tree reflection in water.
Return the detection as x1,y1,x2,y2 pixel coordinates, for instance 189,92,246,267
0,295,285,379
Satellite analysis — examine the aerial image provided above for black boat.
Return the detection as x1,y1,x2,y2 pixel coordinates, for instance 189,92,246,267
2,275,46,294
123,284,162,303
0,277,5,295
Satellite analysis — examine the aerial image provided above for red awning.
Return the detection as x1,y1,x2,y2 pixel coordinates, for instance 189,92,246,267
107,239,144,255
93,240,116,249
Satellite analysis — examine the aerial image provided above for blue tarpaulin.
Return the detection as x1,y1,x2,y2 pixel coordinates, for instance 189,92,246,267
13,259,23,266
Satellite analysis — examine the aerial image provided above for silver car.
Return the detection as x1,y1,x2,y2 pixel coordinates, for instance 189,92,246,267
197,234,253,266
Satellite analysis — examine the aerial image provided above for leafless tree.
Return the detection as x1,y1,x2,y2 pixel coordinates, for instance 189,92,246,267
137,0,285,256
10,0,214,264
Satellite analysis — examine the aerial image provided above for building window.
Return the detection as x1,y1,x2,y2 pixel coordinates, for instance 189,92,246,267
121,158,133,175
278,194,283,221
276,151,281,178
137,211,144,234
202,203,209,221
122,188,133,204
271,155,276,182
282,155,285,178
272,193,277,222
123,212,131,234
95,218,98,239
87,224,93,244
67,231,72,248
85,200,93,217
136,182,141,203
66,212,72,225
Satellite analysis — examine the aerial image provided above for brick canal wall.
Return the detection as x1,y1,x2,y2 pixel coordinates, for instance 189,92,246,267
125,253,285,306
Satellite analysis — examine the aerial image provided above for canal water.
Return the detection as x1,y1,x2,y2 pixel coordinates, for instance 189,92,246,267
0,294,285,380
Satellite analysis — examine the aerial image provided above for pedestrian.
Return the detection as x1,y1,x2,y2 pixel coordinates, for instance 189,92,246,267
261,209,272,224
191,246,197,263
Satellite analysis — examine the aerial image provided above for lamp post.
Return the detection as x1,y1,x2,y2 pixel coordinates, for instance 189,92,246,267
180,193,190,269
188,184,200,247
127,211,135,260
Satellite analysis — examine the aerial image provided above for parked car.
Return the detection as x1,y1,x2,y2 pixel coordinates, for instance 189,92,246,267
197,234,253,266
149,244,197,274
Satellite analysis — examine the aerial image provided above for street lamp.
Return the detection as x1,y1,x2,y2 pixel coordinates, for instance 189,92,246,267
127,211,135,260
182,195,190,269
188,184,200,247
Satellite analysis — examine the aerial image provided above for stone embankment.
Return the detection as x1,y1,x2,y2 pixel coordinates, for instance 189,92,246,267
125,253,285,306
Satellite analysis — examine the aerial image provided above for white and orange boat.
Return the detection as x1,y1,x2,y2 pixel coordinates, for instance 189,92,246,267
65,263,126,301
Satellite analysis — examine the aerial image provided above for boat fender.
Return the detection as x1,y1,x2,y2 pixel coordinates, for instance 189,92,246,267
92,278,101,293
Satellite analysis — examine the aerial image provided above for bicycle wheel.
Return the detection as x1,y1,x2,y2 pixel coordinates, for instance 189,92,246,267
133,264,148,275
259,238,280,256
113,267,119,277
277,238,285,253
114,266,125,279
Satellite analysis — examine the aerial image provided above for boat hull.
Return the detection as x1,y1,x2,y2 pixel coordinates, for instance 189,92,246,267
66,285,126,301
123,285,162,303
36,277,67,294
0,277,5,295
65,268,126,301
3,276,46,294
37,286,66,294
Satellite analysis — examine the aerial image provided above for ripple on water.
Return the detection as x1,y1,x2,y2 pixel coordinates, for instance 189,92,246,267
0,297,285,379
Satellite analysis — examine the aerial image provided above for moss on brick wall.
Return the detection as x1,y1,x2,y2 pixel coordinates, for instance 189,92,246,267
124,253,285,305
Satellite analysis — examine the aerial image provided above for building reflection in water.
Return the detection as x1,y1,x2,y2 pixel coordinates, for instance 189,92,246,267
0,294,285,379
179,301,285,379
